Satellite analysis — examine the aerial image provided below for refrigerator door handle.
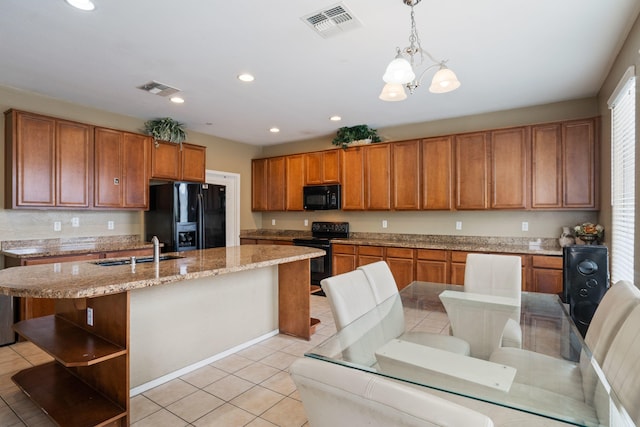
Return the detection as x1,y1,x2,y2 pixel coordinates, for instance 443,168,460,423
197,192,205,249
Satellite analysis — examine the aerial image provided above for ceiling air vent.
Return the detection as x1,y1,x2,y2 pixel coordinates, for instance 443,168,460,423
302,3,362,38
137,80,181,97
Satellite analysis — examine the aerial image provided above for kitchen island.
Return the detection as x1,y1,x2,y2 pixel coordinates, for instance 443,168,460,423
0,244,324,427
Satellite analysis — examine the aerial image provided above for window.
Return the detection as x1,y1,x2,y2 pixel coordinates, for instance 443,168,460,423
608,66,635,283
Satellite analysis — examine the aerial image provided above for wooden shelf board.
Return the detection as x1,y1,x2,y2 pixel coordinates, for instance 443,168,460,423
12,362,126,427
13,315,126,367
310,285,322,294
310,317,321,335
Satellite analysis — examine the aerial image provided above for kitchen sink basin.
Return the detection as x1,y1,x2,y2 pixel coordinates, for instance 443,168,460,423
93,254,184,266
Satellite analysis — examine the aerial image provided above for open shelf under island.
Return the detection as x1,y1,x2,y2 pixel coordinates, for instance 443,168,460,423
0,245,324,427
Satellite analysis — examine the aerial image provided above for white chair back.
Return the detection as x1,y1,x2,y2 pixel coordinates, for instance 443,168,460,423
321,269,377,330
464,253,522,302
290,357,494,427
600,303,640,426
358,260,399,304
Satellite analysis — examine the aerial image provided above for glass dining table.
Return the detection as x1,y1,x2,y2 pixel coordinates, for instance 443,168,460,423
305,281,631,427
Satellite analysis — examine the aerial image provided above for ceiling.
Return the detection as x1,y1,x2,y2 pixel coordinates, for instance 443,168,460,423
1,1,639,146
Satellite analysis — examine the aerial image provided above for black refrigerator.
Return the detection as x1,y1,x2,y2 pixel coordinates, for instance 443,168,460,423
145,182,226,252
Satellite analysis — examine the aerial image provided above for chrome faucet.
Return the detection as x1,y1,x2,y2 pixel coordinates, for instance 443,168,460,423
152,236,160,263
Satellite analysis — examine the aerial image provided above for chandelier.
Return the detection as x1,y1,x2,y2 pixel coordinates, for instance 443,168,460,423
379,0,461,102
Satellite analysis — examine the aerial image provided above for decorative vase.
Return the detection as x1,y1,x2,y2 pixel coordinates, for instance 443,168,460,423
558,226,575,247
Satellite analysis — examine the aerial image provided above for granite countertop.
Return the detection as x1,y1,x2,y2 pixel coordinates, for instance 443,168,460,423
240,230,563,256
1,235,157,258
0,245,325,299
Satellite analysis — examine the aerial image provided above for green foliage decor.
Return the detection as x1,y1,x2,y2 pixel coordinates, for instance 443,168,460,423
144,117,187,146
331,124,382,148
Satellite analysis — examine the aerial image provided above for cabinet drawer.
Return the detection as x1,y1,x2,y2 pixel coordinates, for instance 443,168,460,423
451,251,471,263
532,255,562,269
417,249,447,261
333,244,356,255
358,246,384,256
386,247,414,259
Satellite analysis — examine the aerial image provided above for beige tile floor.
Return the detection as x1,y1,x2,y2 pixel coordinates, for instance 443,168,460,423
0,295,345,427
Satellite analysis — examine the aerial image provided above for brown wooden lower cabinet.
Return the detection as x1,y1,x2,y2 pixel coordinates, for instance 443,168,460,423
332,244,356,275
530,255,563,294
416,249,449,284
385,247,415,290
357,245,384,266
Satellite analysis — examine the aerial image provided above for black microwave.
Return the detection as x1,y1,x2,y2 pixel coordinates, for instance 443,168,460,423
303,185,341,210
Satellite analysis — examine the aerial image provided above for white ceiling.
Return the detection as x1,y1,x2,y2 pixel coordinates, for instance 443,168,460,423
1,0,639,146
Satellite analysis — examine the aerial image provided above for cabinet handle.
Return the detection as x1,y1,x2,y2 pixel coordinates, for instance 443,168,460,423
113,178,120,185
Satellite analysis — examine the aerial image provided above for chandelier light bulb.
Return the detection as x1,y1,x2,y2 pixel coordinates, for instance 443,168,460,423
429,67,461,93
379,83,408,102
382,57,415,84
65,0,95,11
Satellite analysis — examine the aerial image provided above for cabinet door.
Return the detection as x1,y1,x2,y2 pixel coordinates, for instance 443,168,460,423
94,128,123,208
286,154,305,211
122,132,150,209
531,269,563,294
455,132,489,209
563,119,597,208
151,141,180,180
181,143,206,183
422,137,453,210
56,120,92,208
267,157,286,211
365,144,392,210
252,159,268,211
386,247,415,290
490,127,529,209
332,244,357,275
10,111,56,207
531,124,562,208
416,249,449,283
341,147,365,210
322,150,341,183
305,152,323,185
393,140,420,210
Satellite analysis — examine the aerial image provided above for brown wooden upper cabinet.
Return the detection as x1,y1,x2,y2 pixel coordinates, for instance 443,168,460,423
5,110,92,209
94,127,150,209
286,154,305,211
392,140,421,210
490,127,530,209
455,132,490,209
251,157,286,211
531,118,598,209
151,141,206,183
422,136,454,210
305,150,340,184
341,144,392,210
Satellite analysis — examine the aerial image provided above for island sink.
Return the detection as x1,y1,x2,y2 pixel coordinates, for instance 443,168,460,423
93,254,184,266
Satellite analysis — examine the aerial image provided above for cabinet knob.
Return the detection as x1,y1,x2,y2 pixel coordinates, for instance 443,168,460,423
113,178,120,185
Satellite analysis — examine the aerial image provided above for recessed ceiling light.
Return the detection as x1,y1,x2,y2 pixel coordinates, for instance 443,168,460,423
330,115,342,121
238,73,255,82
65,0,95,11
269,127,280,133
170,96,185,104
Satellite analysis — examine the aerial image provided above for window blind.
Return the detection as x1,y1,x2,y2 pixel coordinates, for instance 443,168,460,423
609,68,635,283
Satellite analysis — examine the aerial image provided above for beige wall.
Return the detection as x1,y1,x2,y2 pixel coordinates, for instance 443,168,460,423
0,85,263,244
596,13,640,282
258,99,600,239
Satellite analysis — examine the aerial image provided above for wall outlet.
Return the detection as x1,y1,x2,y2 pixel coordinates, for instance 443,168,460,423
71,217,79,227
54,221,62,231
304,219,308,227
107,220,114,230
382,220,388,229
455,221,462,230
271,219,276,226
87,307,94,326
522,221,529,231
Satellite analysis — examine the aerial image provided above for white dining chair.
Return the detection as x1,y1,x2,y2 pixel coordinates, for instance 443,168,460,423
357,261,470,355
289,357,495,427
464,253,523,349
489,280,640,404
